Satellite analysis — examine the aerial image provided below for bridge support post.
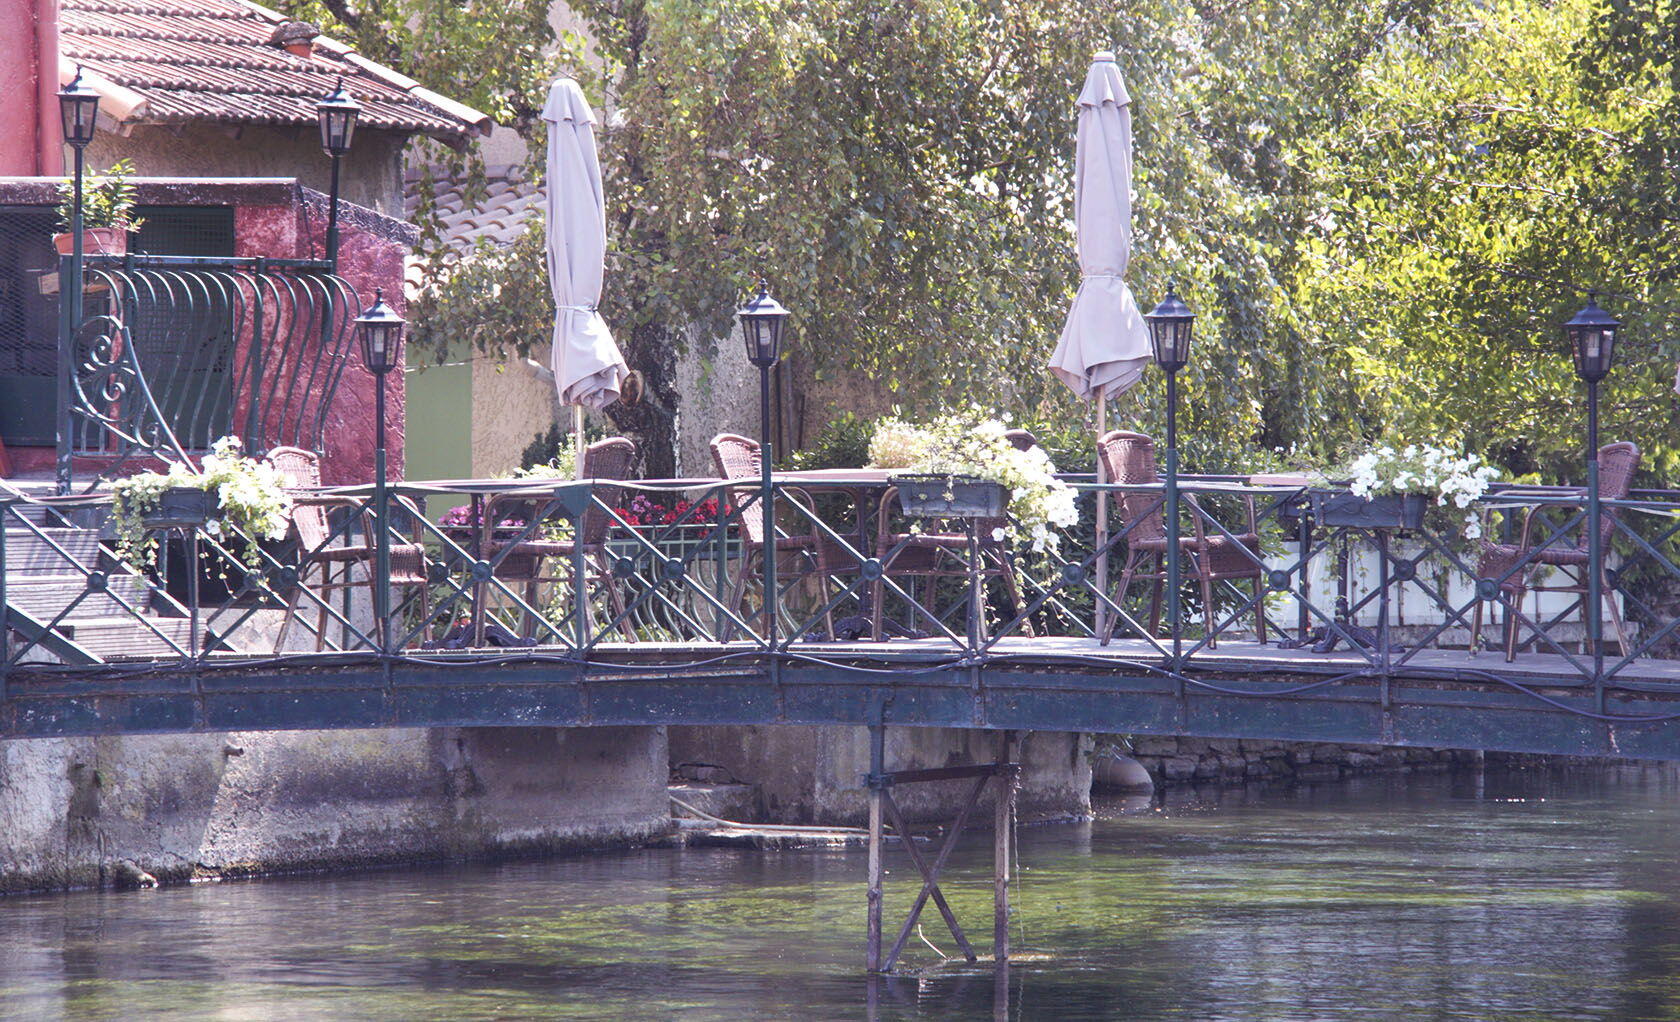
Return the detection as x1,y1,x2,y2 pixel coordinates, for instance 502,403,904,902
994,729,1015,963
864,727,1020,974
866,722,885,974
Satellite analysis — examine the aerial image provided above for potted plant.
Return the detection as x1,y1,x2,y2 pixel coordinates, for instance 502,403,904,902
54,157,145,256
868,412,1077,549
1314,444,1501,534
434,453,582,572
109,436,294,576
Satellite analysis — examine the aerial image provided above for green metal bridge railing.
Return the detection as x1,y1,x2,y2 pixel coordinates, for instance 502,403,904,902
57,254,360,492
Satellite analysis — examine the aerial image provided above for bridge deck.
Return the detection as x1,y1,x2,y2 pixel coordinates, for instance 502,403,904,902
536,635,1672,686
6,635,1678,760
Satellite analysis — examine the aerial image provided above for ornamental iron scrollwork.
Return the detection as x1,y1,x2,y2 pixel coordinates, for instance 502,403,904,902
66,260,360,489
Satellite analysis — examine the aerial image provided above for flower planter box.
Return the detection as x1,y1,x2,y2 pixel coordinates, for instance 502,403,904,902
609,523,737,556
1310,490,1427,530
893,474,1006,519
161,534,298,606
142,486,217,529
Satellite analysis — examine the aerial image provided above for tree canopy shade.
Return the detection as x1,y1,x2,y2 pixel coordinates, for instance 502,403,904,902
285,0,1680,484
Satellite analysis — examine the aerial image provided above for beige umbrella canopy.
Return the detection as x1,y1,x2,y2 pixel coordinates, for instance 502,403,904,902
1048,52,1151,402
543,77,628,466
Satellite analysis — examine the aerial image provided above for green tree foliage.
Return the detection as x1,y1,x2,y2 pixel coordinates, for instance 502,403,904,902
1295,0,1680,483
284,0,1680,483
280,0,557,134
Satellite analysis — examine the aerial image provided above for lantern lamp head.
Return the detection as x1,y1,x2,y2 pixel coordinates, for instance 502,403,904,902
736,283,790,369
315,77,361,157
58,67,101,149
355,288,404,375
1144,282,1195,373
1565,293,1618,384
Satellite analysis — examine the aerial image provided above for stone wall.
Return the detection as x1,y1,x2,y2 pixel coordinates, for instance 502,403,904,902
1103,736,1481,790
0,725,670,894
668,725,1092,826
470,342,561,478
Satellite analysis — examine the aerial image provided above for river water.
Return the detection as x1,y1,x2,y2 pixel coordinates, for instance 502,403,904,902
3,767,1679,1020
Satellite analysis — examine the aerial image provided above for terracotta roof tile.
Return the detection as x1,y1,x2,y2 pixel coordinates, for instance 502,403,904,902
406,165,543,254
61,0,491,144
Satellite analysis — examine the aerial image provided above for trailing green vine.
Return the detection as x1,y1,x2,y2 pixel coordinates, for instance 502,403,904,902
108,438,294,573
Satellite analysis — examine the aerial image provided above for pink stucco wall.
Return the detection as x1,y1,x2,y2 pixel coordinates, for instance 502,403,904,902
234,198,407,485
0,0,58,177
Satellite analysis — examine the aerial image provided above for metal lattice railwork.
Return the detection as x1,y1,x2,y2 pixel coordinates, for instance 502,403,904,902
10,472,1680,758
65,255,360,487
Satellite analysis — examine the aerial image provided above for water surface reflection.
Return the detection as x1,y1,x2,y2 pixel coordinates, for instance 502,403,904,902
2,768,1678,1020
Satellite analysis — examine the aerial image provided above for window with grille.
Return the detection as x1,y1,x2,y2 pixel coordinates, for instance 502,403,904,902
0,206,62,445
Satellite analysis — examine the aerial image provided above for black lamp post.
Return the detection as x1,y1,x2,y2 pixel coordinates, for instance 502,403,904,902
1144,283,1195,663
1565,294,1619,675
315,77,360,269
1566,294,1617,458
356,288,403,651
738,284,788,437
737,283,790,646
56,67,100,494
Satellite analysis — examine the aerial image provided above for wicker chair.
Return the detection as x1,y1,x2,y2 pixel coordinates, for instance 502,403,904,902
1002,428,1038,452
1097,430,1265,648
474,436,639,644
1471,441,1638,661
267,446,431,652
711,433,862,641
868,431,1038,642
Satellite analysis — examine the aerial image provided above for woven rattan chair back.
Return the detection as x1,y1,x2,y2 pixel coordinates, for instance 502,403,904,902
577,437,638,547
711,433,769,546
1592,442,1640,548
1096,430,1166,545
265,445,329,550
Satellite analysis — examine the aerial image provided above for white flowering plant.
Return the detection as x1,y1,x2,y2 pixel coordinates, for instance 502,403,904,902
868,411,1078,552
109,436,294,571
1344,443,1502,538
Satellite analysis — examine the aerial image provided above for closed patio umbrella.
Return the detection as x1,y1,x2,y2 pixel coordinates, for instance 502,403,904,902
1048,51,1150,406
1046,52,1150,636
543,76,627,468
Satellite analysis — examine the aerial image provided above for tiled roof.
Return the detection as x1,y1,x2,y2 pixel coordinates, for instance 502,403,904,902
406,164,542,254
61,0,491,144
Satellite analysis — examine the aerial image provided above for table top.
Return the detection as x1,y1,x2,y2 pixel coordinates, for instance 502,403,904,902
325,470,1328,499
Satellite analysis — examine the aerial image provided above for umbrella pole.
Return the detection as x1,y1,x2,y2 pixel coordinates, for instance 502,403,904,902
573,404,587,474
1095,392,1108,640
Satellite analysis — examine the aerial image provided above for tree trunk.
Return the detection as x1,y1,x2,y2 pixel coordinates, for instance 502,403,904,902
608,319,680,479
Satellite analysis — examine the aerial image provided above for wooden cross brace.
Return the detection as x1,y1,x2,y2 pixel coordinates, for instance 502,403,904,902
867,755,1019,975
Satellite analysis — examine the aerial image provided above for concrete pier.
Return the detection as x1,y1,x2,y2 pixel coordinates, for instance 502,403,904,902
0,725,669,893
669,725,1091,825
